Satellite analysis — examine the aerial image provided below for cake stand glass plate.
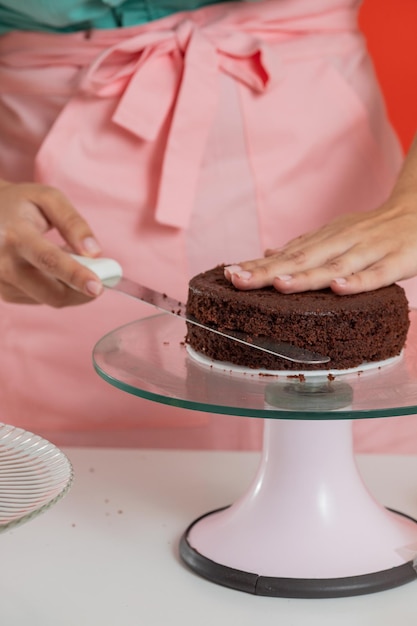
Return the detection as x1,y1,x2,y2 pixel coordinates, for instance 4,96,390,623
0,424,73,533
93,311,417,420
93,311,417,598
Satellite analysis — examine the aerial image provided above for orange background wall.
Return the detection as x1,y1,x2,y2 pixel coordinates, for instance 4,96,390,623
359,0,417,151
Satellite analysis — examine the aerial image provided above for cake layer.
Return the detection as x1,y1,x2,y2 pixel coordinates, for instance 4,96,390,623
185,266,410,370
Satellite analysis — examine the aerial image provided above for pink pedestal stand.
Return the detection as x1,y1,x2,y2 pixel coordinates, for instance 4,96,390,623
181,417,417,597
92,313,417,598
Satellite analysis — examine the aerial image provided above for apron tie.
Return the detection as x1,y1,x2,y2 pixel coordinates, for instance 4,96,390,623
2,2,358,230
79,17,272,228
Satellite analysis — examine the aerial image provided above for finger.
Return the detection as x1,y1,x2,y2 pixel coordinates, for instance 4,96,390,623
330,267,395,296
10,226,103,298
330,252,417,295
224,242,352,291
273,243,417,295
224,263,271,290
224,251,313,285
269,242,390,293
226,234,361,289
228,227,401,292
23,184,101,256
0,263,95,307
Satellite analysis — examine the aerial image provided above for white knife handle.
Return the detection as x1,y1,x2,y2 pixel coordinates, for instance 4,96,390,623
71,254,123,282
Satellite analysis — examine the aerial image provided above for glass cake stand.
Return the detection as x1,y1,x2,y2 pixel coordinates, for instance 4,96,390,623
93,311,417,598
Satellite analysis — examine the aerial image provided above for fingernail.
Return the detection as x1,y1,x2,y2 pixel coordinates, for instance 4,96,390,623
333,277,347,286
83,237,101,255
86,280,103,296
224,265,252,281
224,264,242,276
276,274,292,282
236,270,252,280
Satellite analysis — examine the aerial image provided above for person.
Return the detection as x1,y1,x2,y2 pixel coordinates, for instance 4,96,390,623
0,0,416,452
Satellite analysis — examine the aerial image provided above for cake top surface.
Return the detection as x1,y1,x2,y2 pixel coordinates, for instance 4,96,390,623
188,265,408,315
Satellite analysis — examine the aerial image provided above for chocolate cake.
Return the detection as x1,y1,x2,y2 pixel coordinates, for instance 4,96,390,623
185,265,410,371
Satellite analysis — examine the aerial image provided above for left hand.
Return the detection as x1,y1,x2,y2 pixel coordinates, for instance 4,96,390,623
224,191,417,295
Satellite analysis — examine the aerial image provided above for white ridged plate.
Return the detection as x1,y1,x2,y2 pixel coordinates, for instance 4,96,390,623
0,424,73,532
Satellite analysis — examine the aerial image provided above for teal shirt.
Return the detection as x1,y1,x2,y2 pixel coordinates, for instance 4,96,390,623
0,1,234,34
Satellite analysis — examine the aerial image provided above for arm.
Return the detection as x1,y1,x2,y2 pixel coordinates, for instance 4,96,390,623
225,133,417,295
0,180,104,306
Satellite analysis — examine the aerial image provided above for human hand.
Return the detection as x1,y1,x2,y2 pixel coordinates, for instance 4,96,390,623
224,191,417,295
0,180,104,306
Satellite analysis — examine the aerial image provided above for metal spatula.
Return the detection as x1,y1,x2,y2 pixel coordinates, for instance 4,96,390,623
72,255,330,365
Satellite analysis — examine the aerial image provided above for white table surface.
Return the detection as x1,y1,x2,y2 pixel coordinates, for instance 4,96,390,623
1,448,417,626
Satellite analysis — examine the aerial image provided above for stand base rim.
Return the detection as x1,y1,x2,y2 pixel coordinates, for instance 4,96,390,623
179,507,417,598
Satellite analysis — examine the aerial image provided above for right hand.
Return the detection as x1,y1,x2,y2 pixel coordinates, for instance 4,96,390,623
0,179,104,306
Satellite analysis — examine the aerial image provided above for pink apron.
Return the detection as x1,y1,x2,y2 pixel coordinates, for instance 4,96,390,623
0,0,414,451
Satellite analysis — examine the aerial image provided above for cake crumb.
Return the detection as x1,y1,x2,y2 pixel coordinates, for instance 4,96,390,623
286,374,306,382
